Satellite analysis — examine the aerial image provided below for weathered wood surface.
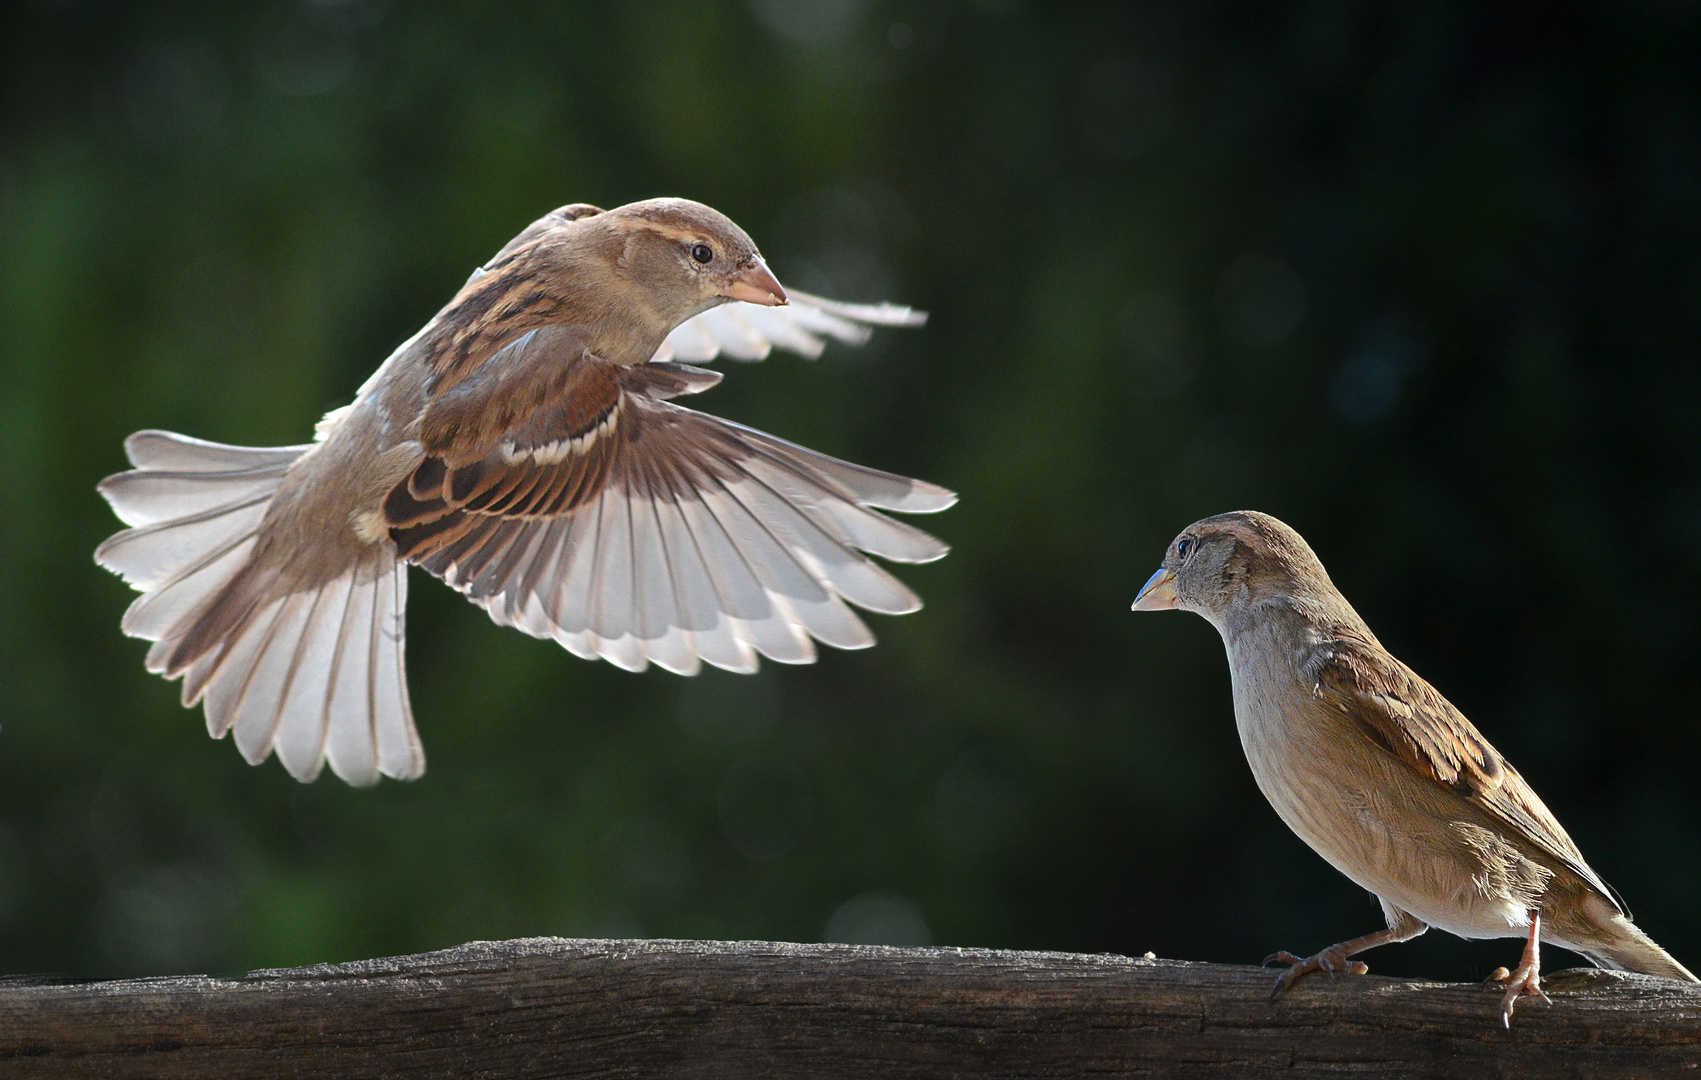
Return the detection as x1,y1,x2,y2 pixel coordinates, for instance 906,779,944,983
0,937,1696,1078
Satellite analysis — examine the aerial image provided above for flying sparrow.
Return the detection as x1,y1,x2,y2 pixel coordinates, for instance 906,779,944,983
1132,511,1696,1026
96,199,954,787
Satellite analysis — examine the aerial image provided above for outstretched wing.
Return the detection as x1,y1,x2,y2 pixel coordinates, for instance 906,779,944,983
383,326,953,675
653,290,926,363
1307,627,1621,911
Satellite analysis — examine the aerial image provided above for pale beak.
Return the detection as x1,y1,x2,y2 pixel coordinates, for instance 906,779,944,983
721,258,788,306
1131,568,1178,611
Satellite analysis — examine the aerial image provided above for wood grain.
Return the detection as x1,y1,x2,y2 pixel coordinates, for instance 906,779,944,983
0,938,1696,1078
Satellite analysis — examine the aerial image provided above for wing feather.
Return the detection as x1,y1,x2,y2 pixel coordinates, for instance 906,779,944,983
386,330,948,675
650,291,926,365
1309,629,1619,910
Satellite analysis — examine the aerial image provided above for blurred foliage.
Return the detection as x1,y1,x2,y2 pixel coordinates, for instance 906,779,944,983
3,0,1701,982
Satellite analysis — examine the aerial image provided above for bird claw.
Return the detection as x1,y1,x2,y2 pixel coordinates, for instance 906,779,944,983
1486,961,1550,1028
1265,945,1370,1002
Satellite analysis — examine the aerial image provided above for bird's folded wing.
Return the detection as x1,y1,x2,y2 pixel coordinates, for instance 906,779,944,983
652,289,926,363
384,332,953,675
1308,631,1621,910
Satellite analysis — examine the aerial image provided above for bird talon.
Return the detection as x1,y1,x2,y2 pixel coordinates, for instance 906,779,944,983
1269,966,1307,1002
1314,945,1355,975
1496,963,1548,1027
1483,966,1511,986
1265,943,1372,1002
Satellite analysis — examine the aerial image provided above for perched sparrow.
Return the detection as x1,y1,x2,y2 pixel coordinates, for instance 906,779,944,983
1133,511,1696,1026
97,199,953,786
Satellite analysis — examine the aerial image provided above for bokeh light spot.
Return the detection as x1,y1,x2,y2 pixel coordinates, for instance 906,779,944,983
1332,314,1421,425
824,890,931,946
748,0,871,46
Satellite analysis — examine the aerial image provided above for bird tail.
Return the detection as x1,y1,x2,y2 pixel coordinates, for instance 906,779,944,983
95,430,424,786
1577,913,1699,982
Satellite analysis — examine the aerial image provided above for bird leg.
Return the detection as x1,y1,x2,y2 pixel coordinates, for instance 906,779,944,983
1263,927,1408,1001
1485,910,1552,1028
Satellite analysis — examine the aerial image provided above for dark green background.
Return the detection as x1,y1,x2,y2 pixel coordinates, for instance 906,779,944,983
3,0,1699,982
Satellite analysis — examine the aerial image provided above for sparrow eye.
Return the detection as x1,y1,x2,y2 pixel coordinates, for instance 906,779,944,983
1176,538,1193,560
691,243,715,264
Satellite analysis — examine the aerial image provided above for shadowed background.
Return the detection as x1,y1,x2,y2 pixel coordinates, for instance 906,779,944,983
2,0,1699,982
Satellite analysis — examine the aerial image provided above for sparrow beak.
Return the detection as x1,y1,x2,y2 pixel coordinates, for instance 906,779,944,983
1131,568,1179,611
721,259,788,306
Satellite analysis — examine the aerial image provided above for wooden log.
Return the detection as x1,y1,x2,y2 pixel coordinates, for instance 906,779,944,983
0,937,1696,1077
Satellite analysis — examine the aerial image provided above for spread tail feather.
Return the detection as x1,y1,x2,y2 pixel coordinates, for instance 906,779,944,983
96,431,424,785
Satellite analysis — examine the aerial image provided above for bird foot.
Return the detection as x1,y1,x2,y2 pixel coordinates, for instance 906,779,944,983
1485,960,1551,1028
1263,945,1371,1001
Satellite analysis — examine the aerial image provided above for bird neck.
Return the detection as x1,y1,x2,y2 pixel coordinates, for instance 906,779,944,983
571,296,677,365
419,246,696,375
1213,586,1368,655
537,239,681,365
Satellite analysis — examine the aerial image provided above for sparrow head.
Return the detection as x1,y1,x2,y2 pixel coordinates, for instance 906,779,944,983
599,198,787,321
447,198,791,368
1132,511,1337,625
